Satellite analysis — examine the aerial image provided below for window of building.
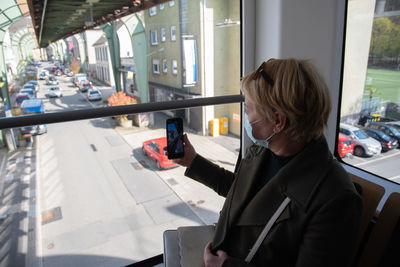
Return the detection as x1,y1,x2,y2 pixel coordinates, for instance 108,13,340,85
170,26,176,41
172,59,178,75
162,59,168,73
152,59,160,74
149,6,157,16
339,1,400,183
150,30,158,45
169,1,175,7
160,28,166,42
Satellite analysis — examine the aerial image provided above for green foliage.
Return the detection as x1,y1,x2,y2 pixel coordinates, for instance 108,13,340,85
370,17,400,58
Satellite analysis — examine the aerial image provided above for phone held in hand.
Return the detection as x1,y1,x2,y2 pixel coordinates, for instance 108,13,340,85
166,118,184,159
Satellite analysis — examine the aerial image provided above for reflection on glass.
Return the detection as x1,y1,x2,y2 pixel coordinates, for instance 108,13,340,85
340,1,400,183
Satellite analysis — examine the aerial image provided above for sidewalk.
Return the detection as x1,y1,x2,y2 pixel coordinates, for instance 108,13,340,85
114,120,240,225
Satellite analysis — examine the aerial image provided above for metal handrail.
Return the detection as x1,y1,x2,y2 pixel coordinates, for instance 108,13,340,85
0,95,244,129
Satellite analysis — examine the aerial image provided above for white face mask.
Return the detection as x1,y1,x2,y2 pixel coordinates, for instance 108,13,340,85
244,112,276,148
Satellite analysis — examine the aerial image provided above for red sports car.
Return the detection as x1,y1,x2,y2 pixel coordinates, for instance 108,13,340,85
142,137,177,169
338,133,354,158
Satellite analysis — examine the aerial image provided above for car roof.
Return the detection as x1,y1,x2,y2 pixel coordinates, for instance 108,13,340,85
338,133,350,141
340,123,361,131
145,137,167,147
16,93,30,98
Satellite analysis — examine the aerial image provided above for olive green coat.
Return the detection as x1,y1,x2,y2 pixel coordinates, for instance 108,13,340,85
185,136,363,267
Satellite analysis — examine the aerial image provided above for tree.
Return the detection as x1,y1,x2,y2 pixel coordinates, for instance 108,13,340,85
370,17,392,60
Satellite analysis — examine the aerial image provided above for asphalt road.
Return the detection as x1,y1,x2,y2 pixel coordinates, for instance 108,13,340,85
34,64,208,267
342,148,400,182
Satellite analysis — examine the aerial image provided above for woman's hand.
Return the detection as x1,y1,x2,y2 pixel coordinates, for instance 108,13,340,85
204,242,228,267
172,134,197,168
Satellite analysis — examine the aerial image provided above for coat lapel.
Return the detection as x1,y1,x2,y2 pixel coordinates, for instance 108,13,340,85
212,146,269,249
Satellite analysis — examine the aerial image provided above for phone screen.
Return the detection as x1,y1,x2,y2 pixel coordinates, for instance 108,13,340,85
166,118,184,159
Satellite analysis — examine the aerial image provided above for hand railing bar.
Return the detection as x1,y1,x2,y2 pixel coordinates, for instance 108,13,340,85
0,94,244,129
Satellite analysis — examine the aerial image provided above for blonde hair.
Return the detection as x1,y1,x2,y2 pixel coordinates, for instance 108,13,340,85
241,58,332,143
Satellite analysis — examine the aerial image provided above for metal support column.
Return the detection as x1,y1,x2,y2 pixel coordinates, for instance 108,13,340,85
102,21,121,92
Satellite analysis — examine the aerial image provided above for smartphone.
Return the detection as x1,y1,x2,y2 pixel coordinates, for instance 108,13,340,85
166,118,184,159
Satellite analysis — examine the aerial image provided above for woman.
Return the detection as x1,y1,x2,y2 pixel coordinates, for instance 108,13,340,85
175,58,362,267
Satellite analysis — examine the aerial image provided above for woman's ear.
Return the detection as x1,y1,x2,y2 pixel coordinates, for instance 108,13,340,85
274,111,286,133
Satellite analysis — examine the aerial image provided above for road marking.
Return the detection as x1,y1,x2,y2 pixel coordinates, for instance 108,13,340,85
0,153,7,176
78,90,97,108
355,151,400,167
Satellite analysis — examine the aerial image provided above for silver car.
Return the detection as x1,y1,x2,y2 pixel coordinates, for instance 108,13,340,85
339,123,382,157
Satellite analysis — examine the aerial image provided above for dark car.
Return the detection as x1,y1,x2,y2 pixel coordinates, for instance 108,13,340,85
367,122,400,148
80,81,93,92
363,128,398,152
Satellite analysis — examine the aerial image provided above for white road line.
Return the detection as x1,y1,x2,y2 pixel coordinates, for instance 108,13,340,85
0,153,7,175
78,90,97,108
355,151,400,167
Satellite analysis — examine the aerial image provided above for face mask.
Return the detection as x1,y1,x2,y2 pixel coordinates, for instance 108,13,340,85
244,112,276,148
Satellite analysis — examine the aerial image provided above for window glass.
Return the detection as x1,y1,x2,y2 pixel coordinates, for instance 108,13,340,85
150,30,158,45
170,25,176,41
172,59,178,75
149,6,157,16
2,105,240,264
160,27,166,42
162,59,168,73
340,1,400,183
152,59,160,74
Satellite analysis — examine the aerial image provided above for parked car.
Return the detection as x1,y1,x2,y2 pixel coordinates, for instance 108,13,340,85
64,68,73,77
142,137,177,170
27,80,40,92
80,80,93,92
15,93,31,108
20,88,35,99
367,122,400,147
21,125,47,135
47,86,62,98
46,75,58,85
339,123,382,157
386,121,400,131
363,128,398,152
87,88,102,101
337,133,354,158
39,70,48,80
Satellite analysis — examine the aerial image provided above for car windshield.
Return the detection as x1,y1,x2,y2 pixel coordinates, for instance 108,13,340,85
354,130,368,139
16,97,28,104
388,126,400,136
375,130,391,141
90,90,99,94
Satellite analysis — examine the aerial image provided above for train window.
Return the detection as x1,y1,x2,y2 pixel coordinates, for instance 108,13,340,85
339,0,400,183
2,106,240,264
2,1,241,144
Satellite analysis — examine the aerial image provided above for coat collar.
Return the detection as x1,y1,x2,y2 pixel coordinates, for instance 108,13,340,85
275,135,333,210
234,136,333,226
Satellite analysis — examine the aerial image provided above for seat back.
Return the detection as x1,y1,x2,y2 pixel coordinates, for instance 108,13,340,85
349,173,385,265
356,192,400,267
